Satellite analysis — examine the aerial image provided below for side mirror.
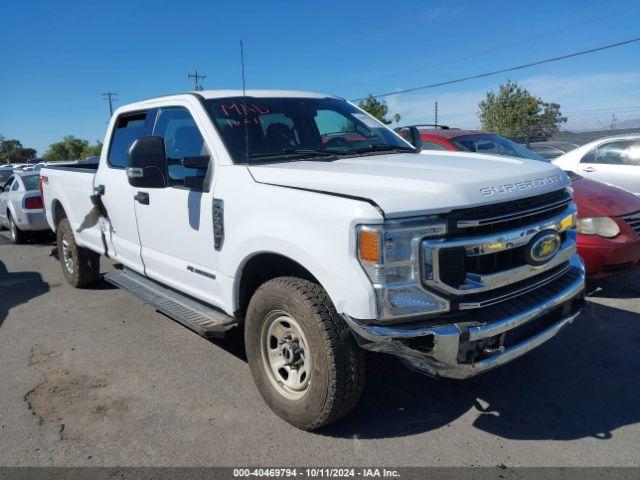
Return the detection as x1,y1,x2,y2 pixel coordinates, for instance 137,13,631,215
127,136,169,188
394,126,422,150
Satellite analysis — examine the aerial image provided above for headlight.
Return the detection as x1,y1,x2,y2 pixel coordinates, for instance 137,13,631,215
356,217,449,320
576,217,620,238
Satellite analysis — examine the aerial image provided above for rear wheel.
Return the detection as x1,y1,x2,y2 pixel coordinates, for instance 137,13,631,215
8,213,27,244
56,218,100,287
245,277,366,430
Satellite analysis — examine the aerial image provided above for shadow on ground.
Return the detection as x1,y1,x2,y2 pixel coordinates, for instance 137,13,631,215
0,259,50,328
206,298,639,441
587,270,640,299
319,301,640,440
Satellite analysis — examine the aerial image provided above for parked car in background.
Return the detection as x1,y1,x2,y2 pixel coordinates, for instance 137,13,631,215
529,141,579,160
0,171,48,243
552,135,640,196
0,167,13,184
396,126,640,278
569,172,640,277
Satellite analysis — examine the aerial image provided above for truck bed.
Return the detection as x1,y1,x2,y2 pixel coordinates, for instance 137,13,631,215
40,164,104,253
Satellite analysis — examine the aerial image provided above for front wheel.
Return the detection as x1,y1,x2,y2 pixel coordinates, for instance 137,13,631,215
245,277,366,430
56,218,100,288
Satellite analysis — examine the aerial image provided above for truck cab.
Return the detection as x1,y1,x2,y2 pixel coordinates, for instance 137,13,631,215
41,90,585,430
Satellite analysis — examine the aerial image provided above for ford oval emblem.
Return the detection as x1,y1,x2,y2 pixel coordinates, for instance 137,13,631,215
525,230,561,266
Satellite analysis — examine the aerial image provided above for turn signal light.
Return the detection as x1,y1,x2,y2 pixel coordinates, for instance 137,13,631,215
24,196,44,210
358,228,380,263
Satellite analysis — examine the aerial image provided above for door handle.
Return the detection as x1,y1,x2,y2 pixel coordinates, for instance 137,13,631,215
134,191,149,205
581,166,596,172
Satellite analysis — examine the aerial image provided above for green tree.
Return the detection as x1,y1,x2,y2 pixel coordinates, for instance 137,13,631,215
0,135,37,164
478,80,566,142
43,136,102,161
357,94,401,125
82,140,103,158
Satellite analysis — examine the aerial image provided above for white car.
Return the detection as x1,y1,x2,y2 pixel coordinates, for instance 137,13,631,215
553,134,640,195
0,171,49,243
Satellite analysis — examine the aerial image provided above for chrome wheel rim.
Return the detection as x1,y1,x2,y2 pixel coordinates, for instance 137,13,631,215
61,235,74,274
260,310,312,399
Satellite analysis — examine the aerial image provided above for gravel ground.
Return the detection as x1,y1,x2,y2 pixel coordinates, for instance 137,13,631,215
1,231,639,467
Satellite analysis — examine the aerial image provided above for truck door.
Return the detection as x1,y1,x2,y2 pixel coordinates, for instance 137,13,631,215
132,105,220,305
94,110,156,273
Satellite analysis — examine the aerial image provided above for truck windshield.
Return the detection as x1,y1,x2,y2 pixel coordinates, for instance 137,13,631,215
203,97,414,164
451,134,548,162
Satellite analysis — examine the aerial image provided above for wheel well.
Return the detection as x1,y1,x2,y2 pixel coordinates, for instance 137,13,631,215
51,200,67,229
236,253,318,319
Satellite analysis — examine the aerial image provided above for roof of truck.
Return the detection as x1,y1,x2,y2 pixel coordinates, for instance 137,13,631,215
197,89,339,99
118,90,343,113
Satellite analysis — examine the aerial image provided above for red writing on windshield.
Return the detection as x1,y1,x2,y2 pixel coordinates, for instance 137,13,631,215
220,103,270,117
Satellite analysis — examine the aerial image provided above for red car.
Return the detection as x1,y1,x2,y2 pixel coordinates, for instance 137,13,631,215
396,127,640,278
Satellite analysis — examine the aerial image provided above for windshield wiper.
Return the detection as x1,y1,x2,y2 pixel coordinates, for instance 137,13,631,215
248,148,339,161
352,144,417,154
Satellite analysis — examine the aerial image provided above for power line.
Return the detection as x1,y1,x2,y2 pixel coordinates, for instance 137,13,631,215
352,35,640,102
188,69,206,91
334,3,635,92
102,92,118,117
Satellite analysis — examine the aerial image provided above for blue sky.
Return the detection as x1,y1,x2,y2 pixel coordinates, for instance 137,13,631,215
1,0,640,155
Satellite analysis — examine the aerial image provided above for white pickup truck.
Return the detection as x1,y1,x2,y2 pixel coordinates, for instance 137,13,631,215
41,90,585,430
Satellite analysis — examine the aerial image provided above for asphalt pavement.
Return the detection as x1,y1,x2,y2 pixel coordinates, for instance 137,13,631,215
1,231,639,467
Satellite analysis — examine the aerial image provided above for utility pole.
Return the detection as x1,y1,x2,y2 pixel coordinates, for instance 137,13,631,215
188,69,206,91
434,101,438,128
610,113,617,130
102,92,118,117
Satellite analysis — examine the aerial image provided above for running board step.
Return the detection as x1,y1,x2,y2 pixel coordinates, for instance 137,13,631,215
104,268,237,338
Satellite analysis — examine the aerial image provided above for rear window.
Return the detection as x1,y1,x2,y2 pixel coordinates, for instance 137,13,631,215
22,175,41,191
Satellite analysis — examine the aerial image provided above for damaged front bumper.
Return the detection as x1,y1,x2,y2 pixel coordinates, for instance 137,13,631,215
343,257,586,379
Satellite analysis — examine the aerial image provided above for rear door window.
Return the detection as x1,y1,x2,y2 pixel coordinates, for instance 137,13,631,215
108,111,152,168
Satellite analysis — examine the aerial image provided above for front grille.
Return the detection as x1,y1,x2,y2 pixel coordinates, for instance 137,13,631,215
466,245,526,276
423,190,577,309
439,230,569,287
622,210,640,237
447,189,572,236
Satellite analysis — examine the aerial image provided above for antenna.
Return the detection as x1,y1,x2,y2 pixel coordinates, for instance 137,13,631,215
240,40,249,164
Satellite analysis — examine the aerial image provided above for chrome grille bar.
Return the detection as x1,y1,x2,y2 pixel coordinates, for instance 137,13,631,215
457,195,572,228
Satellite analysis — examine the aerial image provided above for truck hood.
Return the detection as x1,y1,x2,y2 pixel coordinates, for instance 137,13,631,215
249,151,570,217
